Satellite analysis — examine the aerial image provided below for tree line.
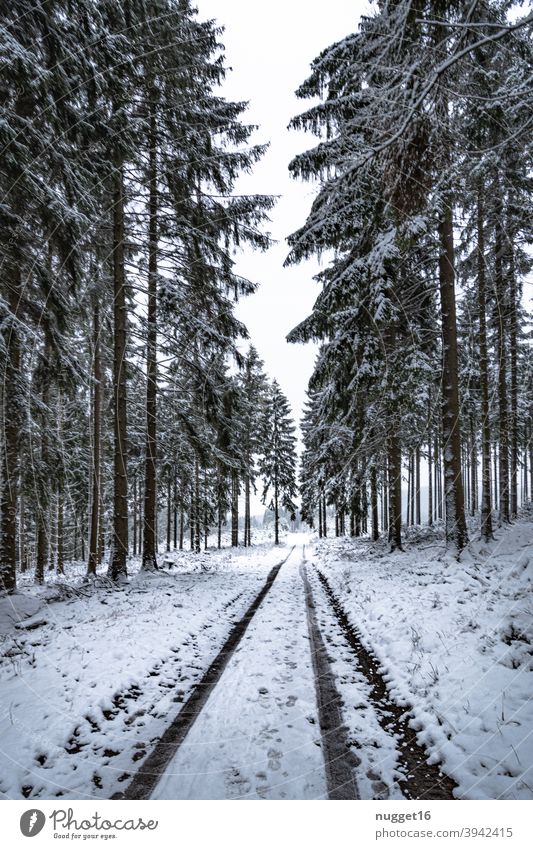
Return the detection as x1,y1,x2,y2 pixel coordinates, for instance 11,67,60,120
0,0,298,592
289,0,533,552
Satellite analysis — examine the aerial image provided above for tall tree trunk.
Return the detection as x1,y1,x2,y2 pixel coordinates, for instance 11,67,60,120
469,416,477,517
108,153,129,580
0,253,24,589
274,462,279,545
142,106,159,571
382,466,388,533
406,454,411,527
190,487,194,551
428,428,433,527
80,512,85,562
529,416,533,501
370,466,379,541
231,471,239,547
203,469,208,550
35,339,52,585
388,431,402,551
438,192,468,550
415,447,421,524
88,303,102,575
508,228,518,518
322,494,327,537
493,443,498,510
19,493,27,573
57,487,64,576
494,184,509,525
132,474,137,557
244,475,251,546
355,484,361,537
194,458,201,553
166,476,171,553
173,476,178,550
50,501,56,572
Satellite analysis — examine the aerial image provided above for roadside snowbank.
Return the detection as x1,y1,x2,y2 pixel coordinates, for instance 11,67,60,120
0,543,284,800
311,517,533,800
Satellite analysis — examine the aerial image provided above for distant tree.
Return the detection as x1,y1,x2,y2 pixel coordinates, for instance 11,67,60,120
238,347,269,546
259,381,298,545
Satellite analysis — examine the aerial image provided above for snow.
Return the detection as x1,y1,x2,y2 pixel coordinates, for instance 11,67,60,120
2,518,532,801
0,543,285,800
152,542,326,800
310,517,533,800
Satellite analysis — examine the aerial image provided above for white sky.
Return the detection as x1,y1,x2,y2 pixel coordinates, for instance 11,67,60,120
195,0,370,433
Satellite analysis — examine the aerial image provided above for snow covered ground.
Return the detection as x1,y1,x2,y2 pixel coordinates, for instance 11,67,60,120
310,514,533,800
1,517,532,801
0,543,285,800
153,543,326,800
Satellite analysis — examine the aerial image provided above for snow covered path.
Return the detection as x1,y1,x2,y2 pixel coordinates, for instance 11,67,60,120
2,520,530,801
152,543,328,800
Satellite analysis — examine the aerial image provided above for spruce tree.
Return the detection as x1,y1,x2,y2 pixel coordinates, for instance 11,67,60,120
259,381,298,545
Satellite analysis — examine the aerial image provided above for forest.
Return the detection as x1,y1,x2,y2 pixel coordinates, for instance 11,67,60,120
0,0,300,592
0,1,532,596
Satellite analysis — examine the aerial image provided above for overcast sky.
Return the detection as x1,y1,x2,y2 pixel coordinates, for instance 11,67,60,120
195,0,370,432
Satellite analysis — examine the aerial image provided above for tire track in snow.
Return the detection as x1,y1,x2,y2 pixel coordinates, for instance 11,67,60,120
315,567,457,800
300,550,359,799
112,547,295,800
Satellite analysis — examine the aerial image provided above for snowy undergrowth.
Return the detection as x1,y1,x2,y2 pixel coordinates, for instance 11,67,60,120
0,542,285,800
311,515,533,800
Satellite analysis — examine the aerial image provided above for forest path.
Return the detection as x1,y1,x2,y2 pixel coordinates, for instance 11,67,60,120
150,542,328,799
118,539,456,800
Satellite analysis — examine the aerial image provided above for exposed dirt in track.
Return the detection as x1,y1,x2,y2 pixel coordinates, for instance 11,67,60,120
112,547,295,800
300,555,359,799
316,568,458,800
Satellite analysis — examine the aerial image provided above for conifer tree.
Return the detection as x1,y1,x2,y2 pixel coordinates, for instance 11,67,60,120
259,381,298,545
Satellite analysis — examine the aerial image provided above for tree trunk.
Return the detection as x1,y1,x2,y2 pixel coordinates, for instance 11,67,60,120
35,339,52,585
274,462,279,545
80,512,85,562
370,466,379,541
244,475,251,546
508,225,518,518
0,264,24,590
98,491,105,564
494,185,509,525
142,105,159,571
388,431,402,551
203,469,208,550
108,152,129,580
231,471,239,547
428,427,433,527
382,466,388,533
88,303,102,575
57,487,64,575
173,477,178,550
166,476,171,553
438,192,468,551
406,453,411,527
132,474,137,557
415,447,421,525
493,443,498,509
19,493,27,573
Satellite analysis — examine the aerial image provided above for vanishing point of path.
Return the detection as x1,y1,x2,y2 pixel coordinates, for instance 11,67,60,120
115,541,457,801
